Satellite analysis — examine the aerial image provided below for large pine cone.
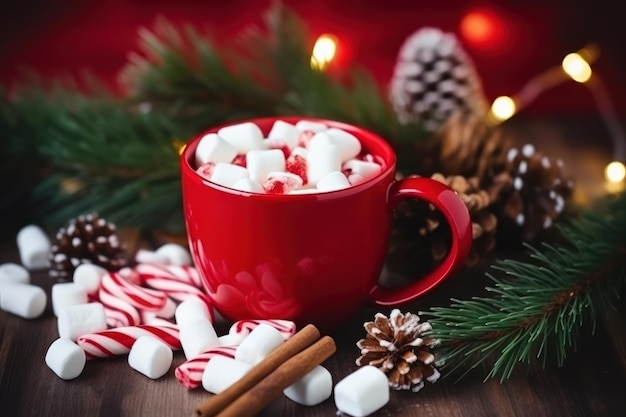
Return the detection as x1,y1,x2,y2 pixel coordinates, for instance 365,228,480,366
390,27,487,132
49,213,129,279
356,309,440,392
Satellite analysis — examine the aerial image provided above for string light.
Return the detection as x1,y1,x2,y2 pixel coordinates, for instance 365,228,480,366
562,53,592,83
310,34,337,71
605,161,626,183
489,96,516,122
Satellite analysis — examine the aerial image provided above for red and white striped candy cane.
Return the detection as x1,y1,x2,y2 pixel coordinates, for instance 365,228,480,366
229,319,296,340
98,286,141,328
174,346,237,389
76,323,180,359
100,271,168,311
134,263,213,319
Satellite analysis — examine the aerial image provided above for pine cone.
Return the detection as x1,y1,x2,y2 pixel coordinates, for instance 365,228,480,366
49,213,129,279
434,111,512,180
390,27,487,132
497,144,574,242
356,309,440,392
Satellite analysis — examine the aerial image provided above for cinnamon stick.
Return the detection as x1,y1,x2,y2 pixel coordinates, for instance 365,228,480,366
194,324,322,417
215,335,337,417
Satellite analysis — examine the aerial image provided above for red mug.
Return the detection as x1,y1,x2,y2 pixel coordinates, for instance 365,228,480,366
181,117,472,329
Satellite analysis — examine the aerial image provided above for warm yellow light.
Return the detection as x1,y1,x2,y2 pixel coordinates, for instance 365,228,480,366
562,53,592,83
605,161,626,183
490,96,516,122
311,34,337,71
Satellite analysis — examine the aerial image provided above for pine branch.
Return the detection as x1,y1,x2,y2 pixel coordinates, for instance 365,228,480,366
423,193,626,381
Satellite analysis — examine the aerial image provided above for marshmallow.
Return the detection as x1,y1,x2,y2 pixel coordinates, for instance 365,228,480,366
73,263,107,296
306,143,342,186
57,302,107,341
263,171,303,194
0,263,30,286
246,149,286,183
295,120,327,133
316,171,350,192
217,122,264,154
348,173,365,186
202,355,252,394
284,365,333,406
235,323,284,365
135,248,170,265
334,366,390,417
325,127,362,162
179,318,220,359
342,159,382,183
51,283,89,317
16,224,51,269
209,163,249,188
231,178,265,193
195,133,238,166
128,335,173,379
218,332,247,347
268,120,300,151
307,132,334,149
175,298,212,325
290,146,308,159
45,338,86,380
0,284,46,319
155,243,192,266
288,188,319,195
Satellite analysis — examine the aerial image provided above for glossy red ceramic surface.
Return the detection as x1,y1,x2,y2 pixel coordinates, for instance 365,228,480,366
181,117,472,329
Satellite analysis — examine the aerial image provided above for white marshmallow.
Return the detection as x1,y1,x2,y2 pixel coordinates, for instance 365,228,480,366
284,365,333,406
246,149,286,183
57,302,107,341
135,248,170,265
306,143,342,186
316,171,350,192
0,263,30,286
295,120,327,133
217,122,264,154
348,173,366,186
209,163,249,188
0,284,46,319
343,159,381,182
175,299,212,325
202,355,252,394
16,224,51,269
290,146,308,159
218,332,247,347
307,132,333,149
72,263,107,296
288,188,319,195
51,282,89,317
325,127,362,162
179,318,220,359
235,323,284,365
195,133,238,166
334,366,390,417
267,120,300,150
128,335,173,379
45,338,86,380
155,243,192,266
231,178,265,193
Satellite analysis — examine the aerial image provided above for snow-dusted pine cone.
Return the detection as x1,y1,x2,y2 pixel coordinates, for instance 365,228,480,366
49,213,129,279
390,27,487,132
356,309,440,392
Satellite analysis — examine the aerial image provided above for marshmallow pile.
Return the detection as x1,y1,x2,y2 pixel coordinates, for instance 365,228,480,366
194,120,383,194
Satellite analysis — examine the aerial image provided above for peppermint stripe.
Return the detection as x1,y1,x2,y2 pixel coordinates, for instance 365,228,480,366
174,346,237,389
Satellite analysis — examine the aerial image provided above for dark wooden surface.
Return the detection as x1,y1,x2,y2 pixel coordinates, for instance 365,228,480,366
1,117,626,417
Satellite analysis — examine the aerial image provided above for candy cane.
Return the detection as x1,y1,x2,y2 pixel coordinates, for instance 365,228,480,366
76,323,180,359
229,319,296,340
174,346,237,389
100,271,168,311
98,285,141,328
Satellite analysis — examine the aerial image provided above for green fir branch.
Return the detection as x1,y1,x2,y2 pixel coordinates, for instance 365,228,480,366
424,194,626,381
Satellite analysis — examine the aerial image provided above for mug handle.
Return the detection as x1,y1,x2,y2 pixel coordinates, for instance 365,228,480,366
369,176,473,306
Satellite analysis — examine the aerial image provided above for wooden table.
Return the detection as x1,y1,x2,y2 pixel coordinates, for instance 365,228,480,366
1,117,626,417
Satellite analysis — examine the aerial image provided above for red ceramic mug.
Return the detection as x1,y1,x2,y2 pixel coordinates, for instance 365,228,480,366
181,117,472,329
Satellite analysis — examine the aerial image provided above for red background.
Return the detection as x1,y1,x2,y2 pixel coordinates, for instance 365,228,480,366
2,0,626,116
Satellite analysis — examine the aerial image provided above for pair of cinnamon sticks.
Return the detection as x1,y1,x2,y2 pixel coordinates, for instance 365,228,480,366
194,324,336,417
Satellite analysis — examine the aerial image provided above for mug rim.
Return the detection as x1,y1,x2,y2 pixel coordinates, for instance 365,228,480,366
181,116,397,199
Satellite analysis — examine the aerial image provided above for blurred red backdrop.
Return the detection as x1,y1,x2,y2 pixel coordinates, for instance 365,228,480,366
2,0,625,116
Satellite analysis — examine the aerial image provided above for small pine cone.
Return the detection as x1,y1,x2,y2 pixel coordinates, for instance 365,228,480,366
390,27,487,132
497,144,574,241
356,309,440,392
434,111,513,180
49,213,129,279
